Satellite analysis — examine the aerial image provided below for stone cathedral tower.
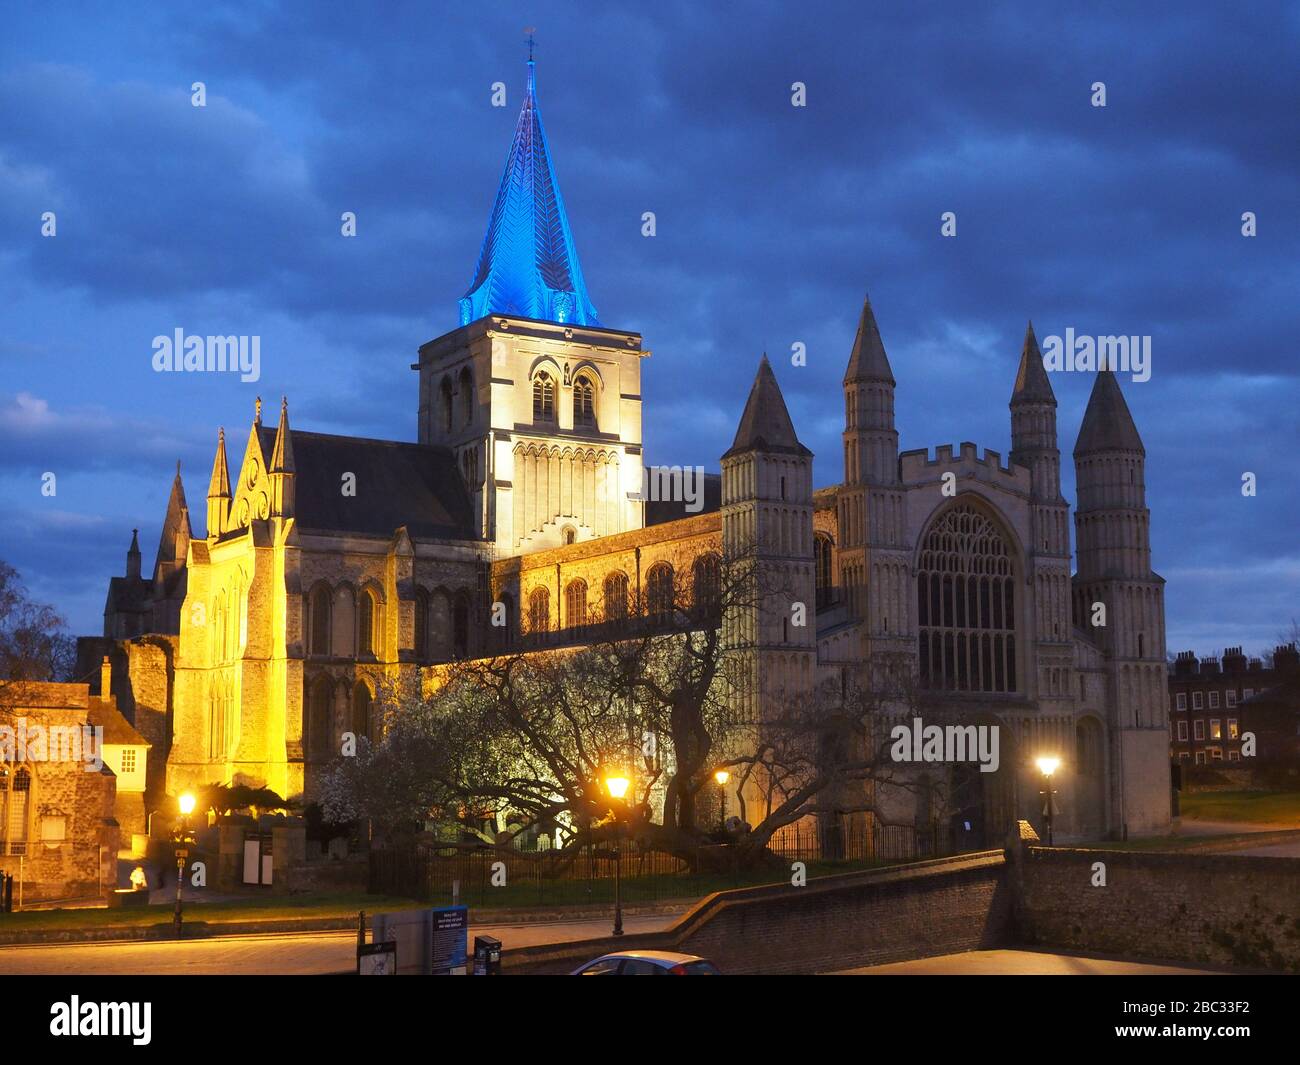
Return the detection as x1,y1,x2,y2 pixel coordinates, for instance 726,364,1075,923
415,55,647,554
839,297,911,665
721,357,818,723
1072,369,1169,835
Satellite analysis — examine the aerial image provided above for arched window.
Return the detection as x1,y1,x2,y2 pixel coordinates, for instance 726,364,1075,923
309,584,332,657
308,677,334,759
565,579,588,630
916,502,1018,693
208,680,225,760
529,587,551,635
573,376,595,428
452,591,471,658
562,525,576,546
459,366,474,427
532,372,555,422
603,572,628,624
0,766,32,856
414,588,430,662
440,377,453,435
692,554,721,615
353,681,374,741
359,588,378,657
646,563,674,621
814,534,834,609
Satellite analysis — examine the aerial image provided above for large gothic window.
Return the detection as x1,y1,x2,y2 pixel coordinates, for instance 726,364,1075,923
603,572,628,624
646,563,674,621
691,554,721,617
0,766,32,856
309,585,331,656
573,376,595,428
814,534,834,609
917,503,1018,693
359,589,378,657
565,580,588,630
528,587,550,635
532,373,555,422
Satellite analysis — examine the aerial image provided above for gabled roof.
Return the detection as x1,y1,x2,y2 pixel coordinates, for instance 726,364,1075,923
844,294,894,385
1010,321,1056,406
459,58,599,328
723,356,812,459
153,464,192,580
1073,369,1144,456
254,426,477,541
88,697,151,748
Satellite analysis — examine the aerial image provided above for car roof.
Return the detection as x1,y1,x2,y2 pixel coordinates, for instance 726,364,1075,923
589,951,706,964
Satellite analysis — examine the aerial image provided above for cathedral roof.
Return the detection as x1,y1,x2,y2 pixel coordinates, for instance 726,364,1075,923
723,356,812,459
458,57,599,328
254,427,477,541
1010,321,1056,406
844,294,894,385
1073,369,1145,457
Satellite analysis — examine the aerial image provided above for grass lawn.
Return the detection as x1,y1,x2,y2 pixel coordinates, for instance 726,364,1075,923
1179,790,1300,825
0,893,423,934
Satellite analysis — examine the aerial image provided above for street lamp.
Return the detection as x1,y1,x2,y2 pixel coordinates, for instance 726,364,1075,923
172,792,196,937
714,769,730,830
603,774,630,937
1035,757,1060,846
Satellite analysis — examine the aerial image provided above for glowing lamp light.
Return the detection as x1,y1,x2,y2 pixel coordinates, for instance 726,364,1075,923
605,775,630,801
178,792,196,816
1035,756,1061,778
714,770,730,786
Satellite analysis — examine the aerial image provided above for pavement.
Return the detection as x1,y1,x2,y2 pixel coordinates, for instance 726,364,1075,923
0,913,678,975
834,949,1217,975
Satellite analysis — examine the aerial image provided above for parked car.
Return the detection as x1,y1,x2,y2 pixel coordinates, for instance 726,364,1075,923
571,951,721,975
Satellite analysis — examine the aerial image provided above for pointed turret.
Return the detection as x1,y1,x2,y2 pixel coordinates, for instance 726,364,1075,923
843,294,895,385
1074,369,1144,456
1010,322,1056,406
459,48,599,327
125,528,141,580
154,462,192,584
207,428,231,539
724,356,810,458
269,396,296,518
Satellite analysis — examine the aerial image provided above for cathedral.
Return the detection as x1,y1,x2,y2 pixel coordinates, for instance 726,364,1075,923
82,55,1171,846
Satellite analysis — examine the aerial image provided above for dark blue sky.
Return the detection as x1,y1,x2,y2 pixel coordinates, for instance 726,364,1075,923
0,1,1296,657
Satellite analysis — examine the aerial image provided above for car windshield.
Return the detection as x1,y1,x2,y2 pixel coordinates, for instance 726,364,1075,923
679,960,720,975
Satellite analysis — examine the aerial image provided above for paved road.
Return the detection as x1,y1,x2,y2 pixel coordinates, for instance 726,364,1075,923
834,949,1215,975
0,914,675,976
1231,841,1300,857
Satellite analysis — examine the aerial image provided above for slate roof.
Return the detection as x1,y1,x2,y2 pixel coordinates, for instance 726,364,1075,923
844,295,895,385
723,356,812,459
1010,322,1057,406
255,427,478,541
88,697,151,748
1073,369,1145,456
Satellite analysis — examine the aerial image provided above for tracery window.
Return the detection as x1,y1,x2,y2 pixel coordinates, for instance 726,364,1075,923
814,534,834,609
917,503,1018,692
565,579,588,630
0,766,32,856
573,377,595,428
603,572,628,623
532,373,555,422
529,587,550,635
646,563,674,621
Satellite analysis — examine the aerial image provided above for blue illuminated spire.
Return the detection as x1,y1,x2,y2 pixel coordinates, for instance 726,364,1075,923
459,50,599,327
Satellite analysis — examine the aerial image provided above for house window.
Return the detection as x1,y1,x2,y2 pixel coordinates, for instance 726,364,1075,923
1226,689,1237,707
532,373,555,422
1210,719,1221,740
1194,751,1207,765
0,766,32,856
529,587,550,634
1176,720,1188,742
1243,688,1254,699
1192,691,1204,710
1227,718,1238,740
121,749,137,774
573,377,595,428
1179,751,1190,762
1194,720,1205,741
916,502,1018,693
565,580,588,630
1208,691,1220,709
1228,750,1241,762
1175,692,1186,711
1210,747,1223,761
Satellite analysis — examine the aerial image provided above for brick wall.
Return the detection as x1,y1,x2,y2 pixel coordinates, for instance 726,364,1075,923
505,851,1011,974
1016,846,1300,972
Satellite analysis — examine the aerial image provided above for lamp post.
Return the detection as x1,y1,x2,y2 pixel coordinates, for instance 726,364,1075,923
172,792,196,937
1035,757,1060,846
604,774,629,937
714,769,730,831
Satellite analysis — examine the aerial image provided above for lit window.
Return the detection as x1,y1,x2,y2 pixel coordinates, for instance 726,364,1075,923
1227,718,1238,739
121,749,137,774
1210,719,1221,740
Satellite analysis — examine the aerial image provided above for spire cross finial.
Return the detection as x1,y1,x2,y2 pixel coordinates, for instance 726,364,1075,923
255,396,263,423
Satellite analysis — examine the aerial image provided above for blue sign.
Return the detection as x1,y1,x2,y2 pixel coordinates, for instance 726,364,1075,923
431,905,468,975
